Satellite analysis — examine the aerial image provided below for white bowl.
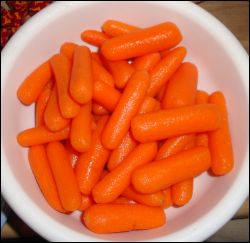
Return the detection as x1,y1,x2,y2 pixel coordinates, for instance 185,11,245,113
1,1,249,242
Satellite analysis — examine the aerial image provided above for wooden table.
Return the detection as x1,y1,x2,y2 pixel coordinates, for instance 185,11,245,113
1,1,249,240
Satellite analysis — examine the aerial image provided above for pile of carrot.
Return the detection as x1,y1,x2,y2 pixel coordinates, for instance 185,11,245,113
16,19,234,234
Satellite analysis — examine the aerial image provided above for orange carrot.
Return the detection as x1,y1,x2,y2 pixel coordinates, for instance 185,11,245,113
102,70,150,150
44,87,70,132
17,60,52,105
91,52,102,64
208,91,234,175
65,140,79,168
102,20,140,37
183,138,196,150
35,81,53,127
81,30,109,46
92,58,115,87
147,47,187,97
162,62,198,109
50,54,80,118
60,42,78,61
70,46,93,104
131,104,221,143
132,147,211,193
78,195,93,212
171,179,193,206
122,186,164,207
101,22,182,60
196,134,209,147
156,135,196,160
107,131,137,171
92,142,157,203
133,52,161,72
70,102,92,152
46,142,81,211
112,197,133,204
75,116,110,195
100,169,109,180
92,102,110,115
28,145,66,213
156,85,167,102
196,90,209,104
160,49,170,58
102,59,135,89
17,126,70,147
93,80,121,111
83,204,165,233
162,188,172,208
138,96,161,115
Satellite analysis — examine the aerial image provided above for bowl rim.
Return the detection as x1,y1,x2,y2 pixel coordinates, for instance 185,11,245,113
1,1,249,242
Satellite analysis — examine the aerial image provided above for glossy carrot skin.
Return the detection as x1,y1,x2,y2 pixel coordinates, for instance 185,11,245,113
133,52,161,72
60,42,78,61
147,47,187,97
44,87,70,132
162,188,172,208
81,30,109,46
50,54,80,118
92,102,110,115
92,142,157,203
17,126,70,147
83,204,166,234
29,145,66,213
101,22,182,60
35,81,53,127
70,46,93,104
17,60,52,105
131,104,221,143
75,116,110,195
102,20,140,36
65,140,79,168
132,147,211,193
70,102,92,152
208,91,234,175
102,70,150,150
78,195,93,212
46,142,81,211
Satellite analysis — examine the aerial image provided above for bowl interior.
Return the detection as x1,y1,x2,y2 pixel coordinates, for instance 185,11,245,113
1,2,249,242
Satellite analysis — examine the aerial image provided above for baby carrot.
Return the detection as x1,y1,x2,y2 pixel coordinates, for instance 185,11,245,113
102,70,150,150
64,140,79,168
107,131,137,171
60,42,78,61
78,195,93,212
138,96,161,115
162,188,172,209
75,116,110,195
92,142,157,203
29,145,66,213
196,134,209,147
17,60,52,105
92,58,115,87
162,62,198,109
160,49,170,58
156,85,167,102
112,197,132,204
50,54,80,118
122,186,165,207
93,80,121,111
17,126,70,147
131,104,221,143
70,102,92,152
183,138,196,150
91,52,102,64
156,135,196,160
47,142,81,211
147,46,187,97
70,45,93,104
102,59,135,89
83,204,165,234
171,179,193,206
196,90,209,104
44,87,70,132
81,30,109,46
35,81,53,127
133,52,161,72
132,147,211,193
101,22,182,60
102,20,140,37
208,91,234,175
92,102,110,115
